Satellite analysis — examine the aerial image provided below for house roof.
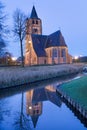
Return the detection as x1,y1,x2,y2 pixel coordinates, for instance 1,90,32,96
32,34,47,57
30,87,62,128
46,30,67,48
31,30,67,57
32,87,61,107
32,88,48,102
30,6,39,19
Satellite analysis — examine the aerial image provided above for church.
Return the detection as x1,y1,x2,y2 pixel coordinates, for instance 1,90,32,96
25,6,72,65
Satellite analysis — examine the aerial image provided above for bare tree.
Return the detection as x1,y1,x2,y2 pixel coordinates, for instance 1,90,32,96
13,9,26,67
0,1,7,55
0,1,5,36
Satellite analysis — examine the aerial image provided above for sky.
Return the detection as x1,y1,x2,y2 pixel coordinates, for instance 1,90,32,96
2,0,87,57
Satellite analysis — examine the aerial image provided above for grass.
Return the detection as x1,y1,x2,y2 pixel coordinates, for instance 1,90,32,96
60,75,87,110
0,63,84,89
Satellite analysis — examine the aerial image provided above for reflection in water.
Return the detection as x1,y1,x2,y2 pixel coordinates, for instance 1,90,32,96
0,75,87,130
26,90,42,128
0,99,10,123
59,95,87,128
26,85,62,128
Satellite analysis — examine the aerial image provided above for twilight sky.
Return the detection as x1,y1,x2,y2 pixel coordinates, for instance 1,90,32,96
2,0,87,57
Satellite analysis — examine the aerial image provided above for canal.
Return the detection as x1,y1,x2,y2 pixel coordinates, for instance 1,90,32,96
0,75,87,130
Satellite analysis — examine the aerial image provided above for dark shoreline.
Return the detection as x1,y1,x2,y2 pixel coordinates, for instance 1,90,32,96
0,73,79,99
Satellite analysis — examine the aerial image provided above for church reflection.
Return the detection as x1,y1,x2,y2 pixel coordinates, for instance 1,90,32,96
26,85,62,128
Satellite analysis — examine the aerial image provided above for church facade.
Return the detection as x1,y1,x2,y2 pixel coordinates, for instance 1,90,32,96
25,6,72,65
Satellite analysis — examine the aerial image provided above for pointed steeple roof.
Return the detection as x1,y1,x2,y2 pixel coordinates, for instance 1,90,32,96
30,6,38,19
31,115,39,128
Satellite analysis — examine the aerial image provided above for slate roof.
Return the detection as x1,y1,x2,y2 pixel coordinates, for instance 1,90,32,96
46,30,67,48
46,90,62,107
30,6,39,19
31,34,47,57
32,87,47,103
31,30,67,57
32,87,62,107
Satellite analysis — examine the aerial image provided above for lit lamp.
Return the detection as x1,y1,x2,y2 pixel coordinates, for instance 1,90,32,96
74,56,78,60
29,106,32,110
12,57,17,61
74,56,79,63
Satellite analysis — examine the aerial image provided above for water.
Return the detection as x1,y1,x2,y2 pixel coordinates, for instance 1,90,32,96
0,76,87,130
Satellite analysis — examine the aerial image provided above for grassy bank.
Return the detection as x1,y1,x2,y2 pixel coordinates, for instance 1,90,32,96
0,64,84,89
60,75,87,110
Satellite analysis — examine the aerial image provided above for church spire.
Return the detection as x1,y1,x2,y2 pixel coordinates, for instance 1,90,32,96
30,6,38,19
31,115,39,128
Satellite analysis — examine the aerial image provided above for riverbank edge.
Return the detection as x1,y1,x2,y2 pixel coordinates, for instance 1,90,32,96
56,87,87,119
0,64,84,89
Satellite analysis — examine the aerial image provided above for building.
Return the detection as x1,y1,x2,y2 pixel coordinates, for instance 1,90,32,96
26,85,61,128
26,90,42,128
25,6,72,65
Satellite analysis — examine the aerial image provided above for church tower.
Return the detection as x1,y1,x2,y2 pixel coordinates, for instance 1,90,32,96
26,6,42,35
25,6,42,65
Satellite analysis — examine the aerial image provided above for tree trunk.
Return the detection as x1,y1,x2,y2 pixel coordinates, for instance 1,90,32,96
20,92,24,127
20,39,24,67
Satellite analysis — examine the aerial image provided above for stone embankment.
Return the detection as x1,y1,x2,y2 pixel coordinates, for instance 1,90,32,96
56,88,87,119
56,73,87,121
0,63,84,89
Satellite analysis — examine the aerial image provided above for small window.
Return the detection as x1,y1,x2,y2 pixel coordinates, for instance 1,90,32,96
34,29,38,32
36,20,38,24
37,110,39,113
35,103,38,106
33,110,36,114
32,20,35,24
32,28,38,33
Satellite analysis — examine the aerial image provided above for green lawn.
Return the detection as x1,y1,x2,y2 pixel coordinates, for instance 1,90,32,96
60,75,87,110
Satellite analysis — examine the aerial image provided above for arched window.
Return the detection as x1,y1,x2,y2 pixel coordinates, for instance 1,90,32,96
32,20,35,24
36,20,38,24
61,49,66,57
52,48,57,57
50,50,52,57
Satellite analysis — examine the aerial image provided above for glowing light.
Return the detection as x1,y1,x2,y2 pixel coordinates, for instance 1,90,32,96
29,106,32,110
12,57,17,61
29,41,31,43
74,56,79,60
